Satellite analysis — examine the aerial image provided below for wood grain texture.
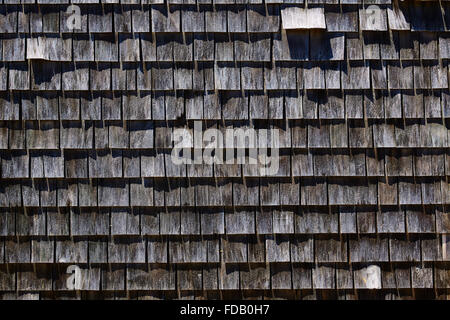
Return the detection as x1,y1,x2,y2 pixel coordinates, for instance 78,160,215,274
0,1,448,299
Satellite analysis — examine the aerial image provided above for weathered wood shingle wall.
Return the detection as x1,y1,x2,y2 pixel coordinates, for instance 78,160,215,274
0,0,449,300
